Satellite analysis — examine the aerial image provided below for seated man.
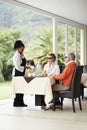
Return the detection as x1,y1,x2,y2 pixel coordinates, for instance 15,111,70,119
52,52,77,107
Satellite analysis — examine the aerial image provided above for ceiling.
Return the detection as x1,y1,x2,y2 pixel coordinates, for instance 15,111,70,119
16,0,87,25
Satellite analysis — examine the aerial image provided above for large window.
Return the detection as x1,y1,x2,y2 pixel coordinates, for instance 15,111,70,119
0,0,52,82
57,23,66,64
0,0,83,82
57,23,81,64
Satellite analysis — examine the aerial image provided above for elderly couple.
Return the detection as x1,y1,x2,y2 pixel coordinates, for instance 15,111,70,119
12,40,77,107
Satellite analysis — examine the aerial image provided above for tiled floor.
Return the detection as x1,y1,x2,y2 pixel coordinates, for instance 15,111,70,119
0,95,87,130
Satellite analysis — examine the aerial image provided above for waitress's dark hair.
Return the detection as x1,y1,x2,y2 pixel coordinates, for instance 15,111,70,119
14,40,25,49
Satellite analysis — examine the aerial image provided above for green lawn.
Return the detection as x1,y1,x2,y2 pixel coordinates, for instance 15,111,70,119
0,81,12,100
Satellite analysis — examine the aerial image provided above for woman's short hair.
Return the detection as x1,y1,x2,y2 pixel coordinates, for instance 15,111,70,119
14,40,25,49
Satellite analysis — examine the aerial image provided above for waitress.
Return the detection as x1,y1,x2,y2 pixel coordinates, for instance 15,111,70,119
12,40,29,107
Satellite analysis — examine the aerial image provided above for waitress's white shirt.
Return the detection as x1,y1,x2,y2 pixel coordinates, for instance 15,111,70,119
12,50,25,76
44,62,60,76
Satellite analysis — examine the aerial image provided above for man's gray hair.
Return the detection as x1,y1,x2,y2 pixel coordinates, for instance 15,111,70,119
68,52,75,61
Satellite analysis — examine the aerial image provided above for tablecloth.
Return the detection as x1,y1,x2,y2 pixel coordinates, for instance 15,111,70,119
11,76,55,105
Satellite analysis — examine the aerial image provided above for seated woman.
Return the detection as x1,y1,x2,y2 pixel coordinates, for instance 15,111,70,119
43,53,60,76
41,53,60,109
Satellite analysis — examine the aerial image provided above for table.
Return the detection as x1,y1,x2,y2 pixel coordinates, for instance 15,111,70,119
81,73,87,87
11,76,55,106
11,74,87,108
81,73,87,99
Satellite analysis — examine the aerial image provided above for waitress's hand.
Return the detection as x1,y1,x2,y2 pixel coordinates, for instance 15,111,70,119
27,59,33,63
25,65,31,69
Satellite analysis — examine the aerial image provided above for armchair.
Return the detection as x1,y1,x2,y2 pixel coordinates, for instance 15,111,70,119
53,66,83,113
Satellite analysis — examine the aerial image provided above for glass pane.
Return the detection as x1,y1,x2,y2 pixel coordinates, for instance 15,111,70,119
68,25,74,53
76,28,80,64
57,23,66,65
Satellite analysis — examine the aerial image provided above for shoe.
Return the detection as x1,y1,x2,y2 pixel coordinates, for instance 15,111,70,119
41,105,49,110
54,99,62,109
55,102,62,109
56,104,62,109
41,104,54,110
55,100,61,105
13,102,20,107
21,103,28,107
13,103,28,107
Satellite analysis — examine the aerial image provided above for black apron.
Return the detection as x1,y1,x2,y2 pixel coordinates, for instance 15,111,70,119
14,57,26,76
